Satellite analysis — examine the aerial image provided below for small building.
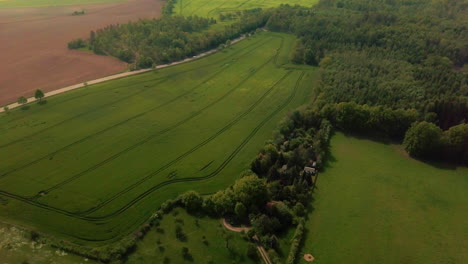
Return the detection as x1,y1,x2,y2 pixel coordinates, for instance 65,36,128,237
303,166,316,176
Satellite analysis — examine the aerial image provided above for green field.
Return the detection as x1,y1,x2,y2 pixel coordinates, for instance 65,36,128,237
0,32,317,244
127,207,256,264
174,0,318,17
0,0,123,8
300,133,468,264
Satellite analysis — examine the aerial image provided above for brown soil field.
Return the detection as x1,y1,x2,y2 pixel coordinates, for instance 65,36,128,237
0,0,162,106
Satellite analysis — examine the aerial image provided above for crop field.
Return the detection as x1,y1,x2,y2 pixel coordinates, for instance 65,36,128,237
300,133,468,264
0,0,123,8
0,32,317,244
174,0,319,17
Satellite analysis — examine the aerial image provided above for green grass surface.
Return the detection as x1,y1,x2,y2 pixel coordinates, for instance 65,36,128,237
127,207,256,264
0,0,123,8
0,222,99,264
301,133,468,264
174,0,318,18
0,32,317,245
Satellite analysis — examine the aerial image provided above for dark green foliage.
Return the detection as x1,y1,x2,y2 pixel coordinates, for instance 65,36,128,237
34,89,44,101
79,10,269,68
67,38,86,49
17,96,27,105
403,121,443,159
442,123,468,164
232,175,269,210
162,0,177,16
175,225,186,241
246,243,258,260
181,191,203,213
266,1,468,130
285,219,304,264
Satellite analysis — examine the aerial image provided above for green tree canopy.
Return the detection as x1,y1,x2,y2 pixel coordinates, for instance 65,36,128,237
403,121,442,158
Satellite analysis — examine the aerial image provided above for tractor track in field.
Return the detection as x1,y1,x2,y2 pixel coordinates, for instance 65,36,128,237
0,35,267,127
78,70,294,217
0,37,272,180
0,70,304,226
29,51,278,199
0,35,298,225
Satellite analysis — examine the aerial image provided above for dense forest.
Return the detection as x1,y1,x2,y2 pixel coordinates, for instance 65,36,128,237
267,0,467,129
265,0,467,163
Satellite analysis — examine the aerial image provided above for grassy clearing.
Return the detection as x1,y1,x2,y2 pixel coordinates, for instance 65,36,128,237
0,222,99,264
300,133,468,264
0,32,317,244
0,0,123,8
174,0,318,18
127,207,256,264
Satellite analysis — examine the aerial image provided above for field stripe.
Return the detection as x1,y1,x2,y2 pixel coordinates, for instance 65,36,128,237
0,37,272,181
0,35,267,128
79,71,293,217
0,71,304,226
0,36,271,150
34,47,279,200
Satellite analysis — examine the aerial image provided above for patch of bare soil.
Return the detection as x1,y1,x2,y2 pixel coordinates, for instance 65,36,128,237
0,0,162,106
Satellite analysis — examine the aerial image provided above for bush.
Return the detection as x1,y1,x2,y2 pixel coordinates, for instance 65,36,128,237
68,38,86,49
403,121,442,159
246,243,258,260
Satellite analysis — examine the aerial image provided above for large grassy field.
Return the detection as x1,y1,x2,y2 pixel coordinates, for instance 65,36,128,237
0,31,317,244
300,133,468,264
174,0,318,17
0,0,123,8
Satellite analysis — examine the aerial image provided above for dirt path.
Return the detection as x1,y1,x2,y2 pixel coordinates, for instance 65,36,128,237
221,218,273,264
0,36,246,113
0,0,162,106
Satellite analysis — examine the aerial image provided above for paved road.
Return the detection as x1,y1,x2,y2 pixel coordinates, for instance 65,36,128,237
0,36,246,113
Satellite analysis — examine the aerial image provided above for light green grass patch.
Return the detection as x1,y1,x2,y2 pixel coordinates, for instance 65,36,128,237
0,32,317,245
0,0,124,8
175,0,319,18
127,207,256,264
301,132,468,264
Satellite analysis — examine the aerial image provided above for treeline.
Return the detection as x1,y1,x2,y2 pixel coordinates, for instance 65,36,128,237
265,0,467,132
162,0,176,16
68,9,269,69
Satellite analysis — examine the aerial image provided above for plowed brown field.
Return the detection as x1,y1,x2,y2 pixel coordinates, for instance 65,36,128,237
0,0,162,106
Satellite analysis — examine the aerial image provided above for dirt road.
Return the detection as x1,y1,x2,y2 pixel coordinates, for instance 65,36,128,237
221,218,273,264
0,0,162,106
0,36,246,112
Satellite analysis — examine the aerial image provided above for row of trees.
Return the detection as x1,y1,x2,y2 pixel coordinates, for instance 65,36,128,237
68,9,269,70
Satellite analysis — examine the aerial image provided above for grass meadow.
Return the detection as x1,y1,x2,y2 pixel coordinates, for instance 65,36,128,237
174,0,319,18
0,32,317,244
126,207,256,264
0,0,124,8
300,133,468,264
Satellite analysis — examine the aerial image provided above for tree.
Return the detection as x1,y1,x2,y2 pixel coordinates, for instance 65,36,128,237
234,202,247,220
17,96,27,106
442,123,468,164
232,175,269,209
3,106,9,113
181,191,203,213
34,89,44,101
246,243,258,260
403,121,442,158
